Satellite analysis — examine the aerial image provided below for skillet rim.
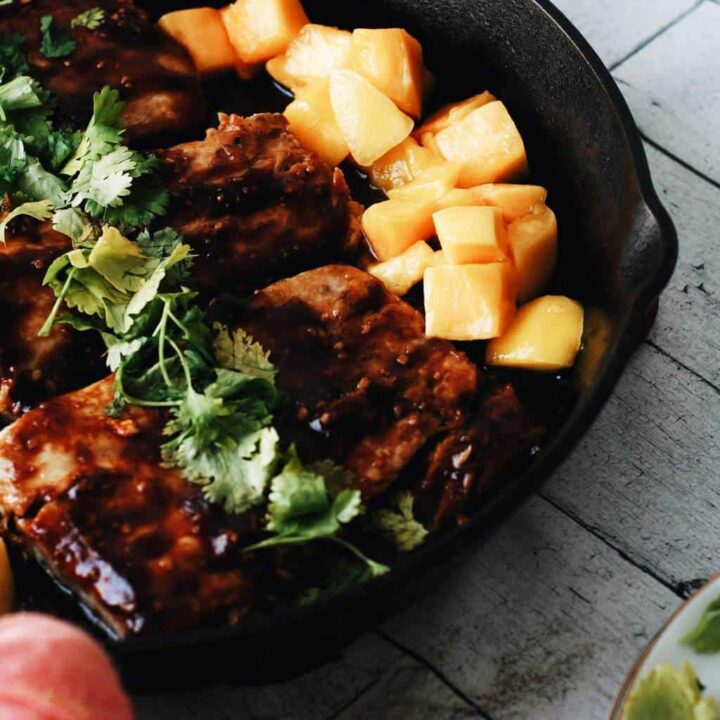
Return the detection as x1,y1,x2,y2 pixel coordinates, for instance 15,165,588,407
92,0,679,658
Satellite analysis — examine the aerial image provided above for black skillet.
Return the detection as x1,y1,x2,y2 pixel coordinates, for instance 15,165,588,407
18,0,678,688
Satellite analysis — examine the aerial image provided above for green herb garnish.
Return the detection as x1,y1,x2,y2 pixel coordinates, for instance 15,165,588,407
39,15,76,59
71,8,105,30
681,594,720,654
374,491,428,551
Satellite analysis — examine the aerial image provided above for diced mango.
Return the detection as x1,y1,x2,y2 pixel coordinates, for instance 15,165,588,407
347,28,425,118
158,8,237,74
222,0,309,64
449,184,548,222
424,263,516,340
386,161,460,203
435,101,528,187
329,69,414,166
507,206,558,302
266,24,351,90
368,137,441,192
368,241,435,296
415,91,497,137
284,77,349,166
486,295,584,371
0,538,13,615
434,206,508,264
362,198,436,261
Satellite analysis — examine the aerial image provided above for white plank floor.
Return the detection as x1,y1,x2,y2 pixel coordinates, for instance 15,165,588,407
137,1,720,717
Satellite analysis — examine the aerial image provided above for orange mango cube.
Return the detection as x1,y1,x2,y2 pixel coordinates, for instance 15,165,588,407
347,28,425,118
435,101,528,187
362,198,436,261
486,295,584,371
440,183,548,222
368,137,442,192
433,206,508,264
266,24,351,90
424,263,516,340
368,241,435,296
329,69,414,166
415,91,496,137
508,206,558,302
284,77,349,166
386,161,461,203
158,8,237,74
222,0,308,64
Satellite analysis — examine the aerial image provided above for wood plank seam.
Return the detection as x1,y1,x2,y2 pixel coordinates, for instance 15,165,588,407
645,340,720,397
373,629,497,720
322,673,387,720
638,130,720,192
608,0,706,71
536,492,688,599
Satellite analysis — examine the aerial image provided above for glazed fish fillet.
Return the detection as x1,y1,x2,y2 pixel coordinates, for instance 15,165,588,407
237,265,539,527
158,113,363,295
0,376,260,637
0,0,205,142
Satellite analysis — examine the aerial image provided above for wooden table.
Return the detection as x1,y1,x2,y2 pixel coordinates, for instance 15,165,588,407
136,1,720,717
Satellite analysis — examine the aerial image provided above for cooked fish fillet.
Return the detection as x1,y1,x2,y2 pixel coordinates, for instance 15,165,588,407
0,221,105,421
0,376,260,637
237,265,539,526
0,0,205,142
158,113,363,295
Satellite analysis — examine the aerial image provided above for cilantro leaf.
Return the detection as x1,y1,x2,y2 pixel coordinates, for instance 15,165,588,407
0,199,53,242
71,145,137,208
17,157,68,206
71,8,105,30
374,491,428,551
39,15,77,59
245,448,388,578
681,595,720,654
0,75,49,119
52,207,94,245
213,324,276,382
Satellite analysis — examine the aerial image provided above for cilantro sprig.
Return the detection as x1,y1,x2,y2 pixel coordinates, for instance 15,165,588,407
71,8,105,30
39,15,76,59
0,45,167,242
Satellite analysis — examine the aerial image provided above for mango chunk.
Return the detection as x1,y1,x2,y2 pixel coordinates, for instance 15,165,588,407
362,198,435,261
486,295,584,371
424,263,516,340
415,91,497,138
435,101,528,187
329,69,414,166
442,184,548,222
434,206,508,264
368,241,435,296
266,24,351,90
386,161,460,203
284,77,349,166
368,137,441,192
347,28,425,118
0,538,13,615
158,8,237,74
222,0,309,64
508,206,558,302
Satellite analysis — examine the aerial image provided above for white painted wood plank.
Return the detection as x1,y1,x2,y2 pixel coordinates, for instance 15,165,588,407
381,495,679,720
543,342,720,586
336,657,482,720
644,142,720,386
550,0,697,67
614,2,720,182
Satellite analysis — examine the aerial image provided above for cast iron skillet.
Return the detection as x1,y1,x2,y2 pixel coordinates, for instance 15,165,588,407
52,0,678,687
